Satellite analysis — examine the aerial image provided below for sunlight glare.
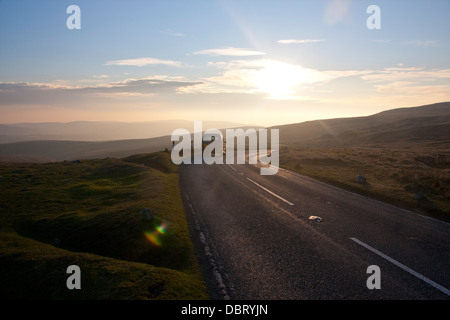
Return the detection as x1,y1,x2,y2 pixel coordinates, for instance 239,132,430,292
250,60,316,99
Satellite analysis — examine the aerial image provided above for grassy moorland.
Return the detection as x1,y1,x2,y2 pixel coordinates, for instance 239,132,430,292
0,152,208,299
280,146,450,222
274,103,450,222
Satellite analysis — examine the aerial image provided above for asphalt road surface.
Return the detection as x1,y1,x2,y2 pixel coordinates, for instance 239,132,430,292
179,161,450,300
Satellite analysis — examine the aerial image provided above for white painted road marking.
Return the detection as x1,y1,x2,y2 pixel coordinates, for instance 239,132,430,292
227,164,237,172
350,237,450,296
246,178,295,206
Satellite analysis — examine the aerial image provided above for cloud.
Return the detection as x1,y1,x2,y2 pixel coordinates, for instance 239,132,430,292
361,67,450,82
3,61,448,119
159,29,185,37
193,47,266,56
181,58,369,99
356,66,450,104
401,40,437,47
0,77,202,105
104,57,183,67
372,39,392,44
375,82,450,94
306,65,450,110
372,39,438,47
184,59,450,106
277,39,325,44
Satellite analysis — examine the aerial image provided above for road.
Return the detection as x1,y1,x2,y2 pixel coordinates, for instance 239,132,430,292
179,161,450,299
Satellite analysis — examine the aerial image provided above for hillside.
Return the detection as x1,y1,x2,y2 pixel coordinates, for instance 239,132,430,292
272,102,450,148
0,102,448,163
275,102,450,220
0,152,208,299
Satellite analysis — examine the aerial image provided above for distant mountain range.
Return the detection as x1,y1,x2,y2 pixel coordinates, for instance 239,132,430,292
0,120,252,144
0,136,171,163
0,122,262,162
0,102,448,162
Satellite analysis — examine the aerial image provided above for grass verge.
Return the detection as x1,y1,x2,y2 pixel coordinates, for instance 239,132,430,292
0,151,208,299
280,146,450,222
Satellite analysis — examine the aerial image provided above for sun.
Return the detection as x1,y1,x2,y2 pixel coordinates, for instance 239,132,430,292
250,60,313,99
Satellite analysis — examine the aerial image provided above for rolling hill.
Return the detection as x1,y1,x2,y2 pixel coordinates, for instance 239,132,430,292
0,126,262,162
0,102,448,162
0,136,171,162
272,102,450,148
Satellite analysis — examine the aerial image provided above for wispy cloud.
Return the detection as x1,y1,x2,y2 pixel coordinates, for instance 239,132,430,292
372,39,438,47
0,77,202,105
372,39,392,44
193,47,266,57
361,67,450,82
401,40,437,47
359,66,450,103
277,39,325,44
105,57,183,67
159,29,185,37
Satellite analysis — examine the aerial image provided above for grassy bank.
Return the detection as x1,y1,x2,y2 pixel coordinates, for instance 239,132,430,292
280,146,450,222
0,152,208,299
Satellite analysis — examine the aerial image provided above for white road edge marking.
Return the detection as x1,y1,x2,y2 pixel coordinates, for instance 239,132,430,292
246,177,295,206
227,164,237,172
350,237,450,296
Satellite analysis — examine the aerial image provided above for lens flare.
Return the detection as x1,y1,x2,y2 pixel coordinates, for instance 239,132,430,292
144,221,169,246
145,231,162,246
156,223,167,234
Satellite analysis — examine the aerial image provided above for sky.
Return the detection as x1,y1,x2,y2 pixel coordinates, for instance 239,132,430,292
0,0,449,126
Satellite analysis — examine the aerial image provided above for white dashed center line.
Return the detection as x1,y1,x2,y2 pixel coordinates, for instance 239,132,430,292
246,178,295,206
